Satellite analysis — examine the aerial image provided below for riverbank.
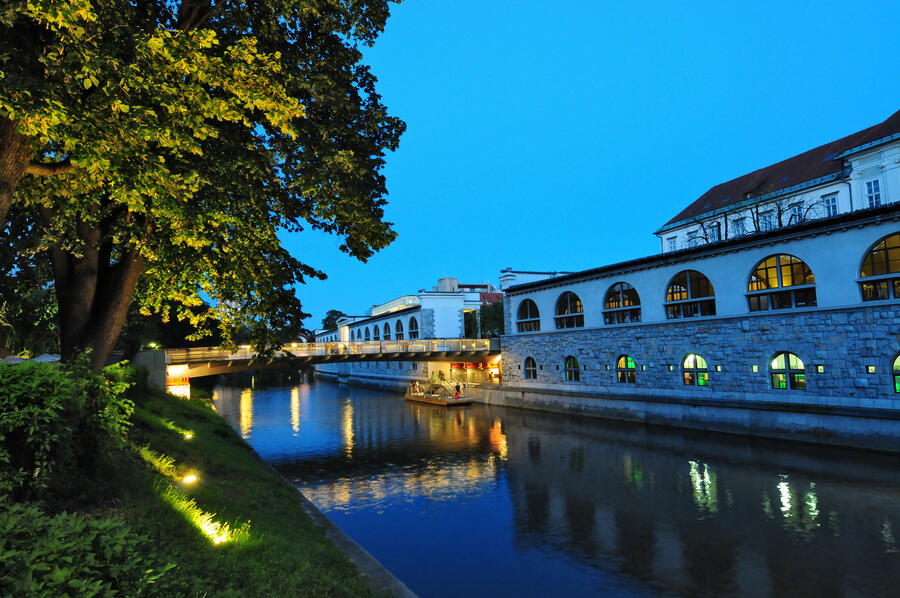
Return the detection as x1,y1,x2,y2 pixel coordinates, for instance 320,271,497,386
1,361,404,596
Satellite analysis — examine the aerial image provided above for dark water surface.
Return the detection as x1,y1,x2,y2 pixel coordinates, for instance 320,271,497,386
213,381,900,598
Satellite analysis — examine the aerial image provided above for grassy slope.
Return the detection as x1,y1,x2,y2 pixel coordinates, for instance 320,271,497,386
111,388,377,597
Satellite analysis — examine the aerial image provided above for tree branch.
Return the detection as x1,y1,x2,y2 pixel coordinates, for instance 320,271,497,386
25,158,74,176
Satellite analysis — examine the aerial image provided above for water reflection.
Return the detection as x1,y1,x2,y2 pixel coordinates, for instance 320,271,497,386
214,381,900,598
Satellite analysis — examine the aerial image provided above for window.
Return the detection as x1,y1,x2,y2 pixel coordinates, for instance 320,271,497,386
707,222,720,243
603,282,641,324
894,355,900,393
748,254,816,311
555,292,584,329
395,320,404,340
759,210,775,232
823,194,838,217
731,217,746,237
356,330,361,340
524,356,538,380
409,317,419,339
687,230,701,248
667,236,677,252
770,351,806,390
373,326,380,341
683,354,709,386
859,233,900,301
789,203,803,225
382,323,390,340
517,299,541,332
364,327,370,341
564,356,580,382
866,179,882,208
616,355,636,383
665,270,716,319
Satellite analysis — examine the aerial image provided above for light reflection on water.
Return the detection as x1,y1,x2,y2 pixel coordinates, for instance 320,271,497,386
214,381,900,598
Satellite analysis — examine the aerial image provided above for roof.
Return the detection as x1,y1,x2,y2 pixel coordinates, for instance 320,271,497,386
659,108,900,231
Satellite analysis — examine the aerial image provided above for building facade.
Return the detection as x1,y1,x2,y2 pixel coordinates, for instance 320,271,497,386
497,111,900,451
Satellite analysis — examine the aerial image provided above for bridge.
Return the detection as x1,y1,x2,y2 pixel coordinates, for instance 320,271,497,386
134,338,501,392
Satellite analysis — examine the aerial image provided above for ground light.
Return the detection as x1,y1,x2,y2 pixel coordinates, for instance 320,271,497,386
161,486,250,545
182,473,198,485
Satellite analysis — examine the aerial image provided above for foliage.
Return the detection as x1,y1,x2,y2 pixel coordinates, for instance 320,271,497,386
480,299,505,337
321,309,347,331
1,0,405,367
0,503,178,597
0,359,135,501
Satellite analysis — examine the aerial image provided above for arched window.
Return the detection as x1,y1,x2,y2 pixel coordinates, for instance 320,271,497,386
617,355,636,383
409,317,419,339
555,292,584,329
859,233,900,301
894,355,900,393
770,351,806,390
517,299,541,332
524,356,537,380
564,356,580,382
383,323,391,340
603,282,641,325
665,270,716,319
364,327,370,341
395,320,404,340
356,330,361,341
682,354,709,386
373,326,380,341
748,254,816,311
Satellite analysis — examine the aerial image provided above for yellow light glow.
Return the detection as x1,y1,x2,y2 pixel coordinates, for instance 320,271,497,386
184,432,193,440
161,486,249,546
342,399,355,458
182,474,198,485
291,386,300,434
240,388,253,439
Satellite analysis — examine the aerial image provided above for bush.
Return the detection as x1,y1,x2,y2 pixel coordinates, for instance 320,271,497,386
0,503,178,596
0,359,136,501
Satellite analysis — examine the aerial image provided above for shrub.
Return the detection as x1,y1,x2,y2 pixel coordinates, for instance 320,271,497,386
0,503,179,596
0,359,136,501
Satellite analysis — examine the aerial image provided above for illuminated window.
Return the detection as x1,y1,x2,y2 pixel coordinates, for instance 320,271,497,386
555,292,584,329
395,320,404,340
524,356,537,380
603,282,641,325
409,317,419,339
383,323,391,340
682,353,709,386
517,299,541,332
616,355,636,384
665,270,716,319
364,327,370,341
748,254,816,311
859,233,900,301
564,356,580,382
894,355,900,393
770,351,806,390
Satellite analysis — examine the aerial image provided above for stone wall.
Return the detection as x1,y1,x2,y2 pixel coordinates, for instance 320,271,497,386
500,304,900,410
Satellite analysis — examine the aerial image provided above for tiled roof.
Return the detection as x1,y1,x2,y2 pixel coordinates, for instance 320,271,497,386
660,109,900,229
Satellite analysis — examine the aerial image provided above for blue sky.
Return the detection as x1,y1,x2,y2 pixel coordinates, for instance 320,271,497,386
284,0,900,329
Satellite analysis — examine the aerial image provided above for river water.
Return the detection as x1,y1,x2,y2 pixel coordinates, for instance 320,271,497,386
213,380,900,598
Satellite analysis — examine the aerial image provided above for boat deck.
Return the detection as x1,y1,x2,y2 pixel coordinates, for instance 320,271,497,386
405,392,473,406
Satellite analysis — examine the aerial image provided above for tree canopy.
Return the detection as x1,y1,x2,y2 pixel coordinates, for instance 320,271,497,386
0,0,404,367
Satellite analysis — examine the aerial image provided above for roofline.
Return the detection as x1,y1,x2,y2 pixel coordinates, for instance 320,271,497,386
835,132,900,159
507,203,900,295
655,170,848,235
343,305,422,327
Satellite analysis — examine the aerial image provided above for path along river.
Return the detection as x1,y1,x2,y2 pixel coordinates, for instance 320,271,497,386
213,380,900,598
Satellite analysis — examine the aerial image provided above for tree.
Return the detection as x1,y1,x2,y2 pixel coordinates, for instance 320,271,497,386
1,1,404,368
321,309,347,331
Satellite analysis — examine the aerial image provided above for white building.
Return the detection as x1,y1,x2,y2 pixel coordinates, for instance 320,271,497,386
656,109,900,252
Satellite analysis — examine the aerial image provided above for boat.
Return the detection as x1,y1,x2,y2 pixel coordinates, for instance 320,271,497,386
405,381,472,406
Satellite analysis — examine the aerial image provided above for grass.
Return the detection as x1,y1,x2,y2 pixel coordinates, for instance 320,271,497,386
90,387,380,597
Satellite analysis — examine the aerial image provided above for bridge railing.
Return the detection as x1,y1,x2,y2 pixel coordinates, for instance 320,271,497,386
165,338,493,364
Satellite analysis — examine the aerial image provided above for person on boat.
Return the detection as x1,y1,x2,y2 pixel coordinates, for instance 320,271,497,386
454,382,461,399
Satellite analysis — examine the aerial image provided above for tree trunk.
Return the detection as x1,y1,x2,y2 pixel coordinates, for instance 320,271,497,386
0,118,30,229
